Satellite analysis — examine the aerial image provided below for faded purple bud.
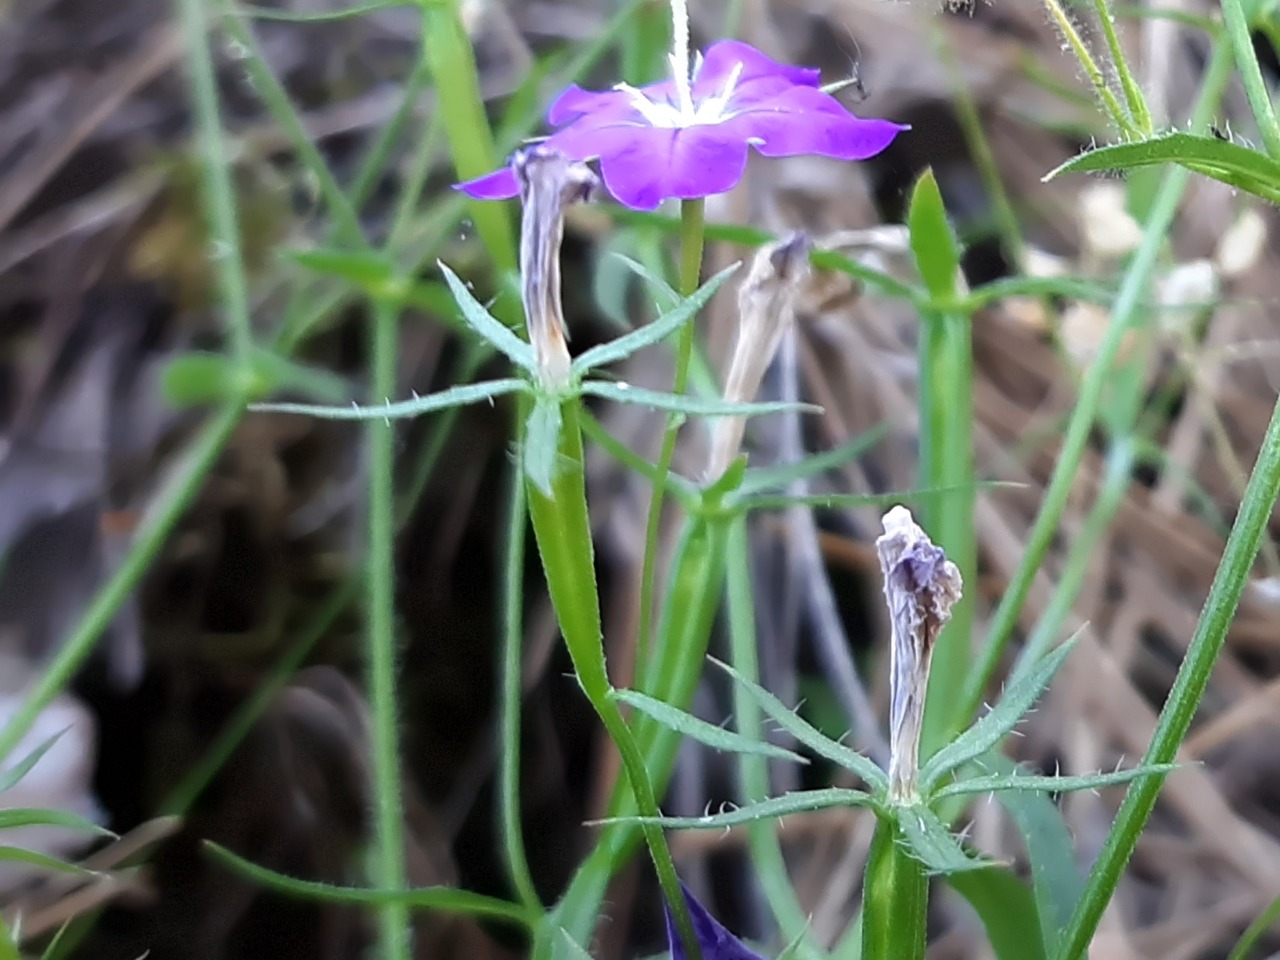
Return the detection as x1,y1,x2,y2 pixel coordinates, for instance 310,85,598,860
514,146,598,390
876,506,963,803
665,881,768,960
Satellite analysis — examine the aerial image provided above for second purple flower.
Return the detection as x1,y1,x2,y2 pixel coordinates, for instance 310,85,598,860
457,39,906,211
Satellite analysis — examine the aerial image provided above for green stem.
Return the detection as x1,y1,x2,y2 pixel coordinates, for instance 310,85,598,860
726,518,826,960
918,304,975,759
1220,0,1280,159
1090,0,1153,135
955,39,1234,731
500,440,541,912
421,0,517,275
635,198,705,678
367,299,411,960
861,813,928,960
1056,391,1280,960
524,400,700,960
176,0,253,361
1041,0,1140,136
0,404,243,761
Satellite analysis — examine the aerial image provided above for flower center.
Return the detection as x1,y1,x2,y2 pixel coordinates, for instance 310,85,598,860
615,60,745,130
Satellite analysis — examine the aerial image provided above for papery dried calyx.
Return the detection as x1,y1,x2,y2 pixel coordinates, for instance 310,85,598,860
514,147,597,391
877,506,963,803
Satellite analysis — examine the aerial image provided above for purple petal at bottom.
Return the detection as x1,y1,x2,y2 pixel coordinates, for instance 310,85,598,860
455,165,520,200
666,882,768,960
594,124,750,210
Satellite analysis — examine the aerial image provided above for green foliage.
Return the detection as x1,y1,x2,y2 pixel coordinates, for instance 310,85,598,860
1046,131,1280,204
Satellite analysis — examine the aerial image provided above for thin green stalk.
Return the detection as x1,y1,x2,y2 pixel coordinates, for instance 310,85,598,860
917,304,975,759
1220,0,1280,159
726,518,826,960
177,0,253,361
421,0,517,275
635,198,705,677
954,40,1234,731
1042,0,1140,136
524,401,700,960
500,439,540,912
0,403,243,760
1056,390,1280,960
216,2,369,247
366,298,411,960
1090,0,1154,135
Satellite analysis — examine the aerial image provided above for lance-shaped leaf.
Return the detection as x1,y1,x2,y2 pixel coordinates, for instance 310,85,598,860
920,637,1076,791
571,264,738,376
894,804,990,875
736,425,888,495
710,657,888,792
1043,132,1280,205
946,865,1048,960
0,808,114,836
250,378,527,421
581,382,820,419
934,763,1177,800
524,396,564,496
595,787,876,831
0,733,65,794
611,689,809,764
439,262,535,371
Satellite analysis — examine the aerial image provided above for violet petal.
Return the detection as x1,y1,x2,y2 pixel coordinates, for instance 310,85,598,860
665,882,767,960
546,83,649,126
692,39,819,98
594,125,749,210
455,165,520,200
725,86,907,160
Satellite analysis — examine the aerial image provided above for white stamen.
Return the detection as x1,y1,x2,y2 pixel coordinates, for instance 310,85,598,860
669,0,694,115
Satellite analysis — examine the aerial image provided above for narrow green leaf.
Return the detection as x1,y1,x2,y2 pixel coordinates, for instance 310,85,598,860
611,689,810,764
249,378,527,421
740,479,1017,513
0,808,114,837
0,734,64,794
710,657,889,792
947,865,1048,960
552,928,597,960
438,262,534,370
0,846,89,876
595,788,875,830
241,0,411,21
894,804,990,874
935,764,1176,800
204,842,535,926
1043,133,1280,204
984,752,1083,956
606,250,680,308
1226,894,1280,960
524,397,564,497
581,382,819,418
907,169,963,302
921,639,1075,790
572,264,738,375
161,352,251,408
0,915,20,960
737,425,889,495
290,248,394,284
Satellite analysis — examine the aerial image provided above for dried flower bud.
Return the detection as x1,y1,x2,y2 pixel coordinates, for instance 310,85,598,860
514,147,598,390
705,231,812,481
877,506,963,803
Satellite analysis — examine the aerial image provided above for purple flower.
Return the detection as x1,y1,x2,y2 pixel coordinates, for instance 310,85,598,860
456,40,906,211
665,881,768,960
